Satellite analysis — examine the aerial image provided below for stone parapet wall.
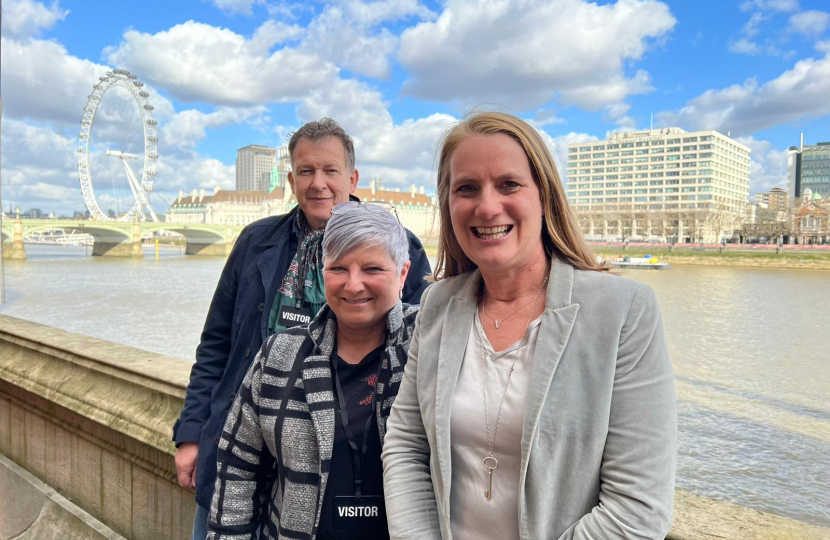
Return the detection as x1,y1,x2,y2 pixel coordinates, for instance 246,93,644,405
1,314,828,539
0,314,195,539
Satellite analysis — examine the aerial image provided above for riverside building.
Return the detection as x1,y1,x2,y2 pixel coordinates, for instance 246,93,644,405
755,187,788,212
566,127,751,243
787,139,830,199
165,178,439,240
235,144,277,191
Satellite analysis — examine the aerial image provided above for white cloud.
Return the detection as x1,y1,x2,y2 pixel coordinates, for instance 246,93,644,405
788,10,830,37
295,78,455,176
736,136,790,195
345,0,436,27
162,107,266,151
601,102,637,132
1,0,68,39
742,12,766,38
729,38,763,55
301,0,436,80
106,21,337,106
0,119,82,214
155,155,236,194
0,37,107,124
543,131,599,179
656,52,830,135
206,0,265,16
302,7,399,79
397,0,675,110
740,0,799,13
250,19,303,52
533,109,567,127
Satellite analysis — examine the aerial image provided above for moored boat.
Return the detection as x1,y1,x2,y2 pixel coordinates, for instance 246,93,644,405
608,254,671,270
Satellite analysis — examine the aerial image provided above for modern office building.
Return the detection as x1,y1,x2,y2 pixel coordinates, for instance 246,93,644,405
236,145,277,191
269,145,290,193
787,140,830,199
755,187,788,211
566,127,751,242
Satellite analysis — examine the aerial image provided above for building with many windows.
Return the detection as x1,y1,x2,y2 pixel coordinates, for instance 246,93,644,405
787,140,830,199
236,145,277,191
165,178,439,240
755,187,788,212
269,146,290,193
566,127,751,243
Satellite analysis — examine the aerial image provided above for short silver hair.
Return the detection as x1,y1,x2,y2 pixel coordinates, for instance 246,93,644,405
323,206,409,272
288,117,356,171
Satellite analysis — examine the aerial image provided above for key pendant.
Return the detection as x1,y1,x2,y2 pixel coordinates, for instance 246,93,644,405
483,456,499,500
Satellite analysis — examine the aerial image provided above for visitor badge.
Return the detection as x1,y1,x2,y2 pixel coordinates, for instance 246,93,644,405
278,305,312,328
333,495,386,529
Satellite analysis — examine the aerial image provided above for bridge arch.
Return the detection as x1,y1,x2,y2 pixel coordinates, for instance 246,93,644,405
141,223,239,256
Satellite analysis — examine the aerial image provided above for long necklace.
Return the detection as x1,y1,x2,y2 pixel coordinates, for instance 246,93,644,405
477,271,549,500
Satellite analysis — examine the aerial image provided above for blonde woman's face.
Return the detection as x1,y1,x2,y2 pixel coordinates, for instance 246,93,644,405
447,133,546,275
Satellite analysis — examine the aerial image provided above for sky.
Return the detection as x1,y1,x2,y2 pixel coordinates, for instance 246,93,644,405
2,0,830,217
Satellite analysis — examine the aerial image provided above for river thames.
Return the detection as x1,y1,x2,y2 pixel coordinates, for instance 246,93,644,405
1,244,829,527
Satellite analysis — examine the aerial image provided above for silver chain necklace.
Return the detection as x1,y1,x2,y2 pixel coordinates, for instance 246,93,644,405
477,271,549,500
479,294,538,329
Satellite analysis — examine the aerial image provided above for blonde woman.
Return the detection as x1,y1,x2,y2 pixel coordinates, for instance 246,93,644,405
382,111,676,540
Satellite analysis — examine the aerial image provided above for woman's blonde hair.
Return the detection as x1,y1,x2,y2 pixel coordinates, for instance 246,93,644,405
434,110,605,279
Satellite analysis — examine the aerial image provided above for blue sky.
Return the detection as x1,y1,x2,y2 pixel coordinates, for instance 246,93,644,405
3,0,830,216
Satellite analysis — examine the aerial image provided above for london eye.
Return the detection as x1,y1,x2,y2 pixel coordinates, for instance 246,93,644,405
77,69,159,222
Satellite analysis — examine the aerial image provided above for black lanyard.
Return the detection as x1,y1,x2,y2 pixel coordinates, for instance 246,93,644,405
331,350,384,498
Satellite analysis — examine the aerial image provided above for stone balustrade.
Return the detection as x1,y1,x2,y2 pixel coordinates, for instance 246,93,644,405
1,314,828,539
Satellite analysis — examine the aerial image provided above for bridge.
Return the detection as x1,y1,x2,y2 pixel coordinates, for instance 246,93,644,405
1,218,243,259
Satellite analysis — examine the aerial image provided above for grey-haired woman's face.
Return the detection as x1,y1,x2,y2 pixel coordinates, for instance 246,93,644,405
323,244,410,330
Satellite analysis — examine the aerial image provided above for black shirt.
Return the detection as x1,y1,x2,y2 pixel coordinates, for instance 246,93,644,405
316,344,390,540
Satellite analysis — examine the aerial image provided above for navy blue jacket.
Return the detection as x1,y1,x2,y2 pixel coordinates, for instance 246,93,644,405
172,206,431,508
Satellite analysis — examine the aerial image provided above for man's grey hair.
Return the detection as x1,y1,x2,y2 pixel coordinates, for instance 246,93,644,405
288,118,356,171
323,205,409,272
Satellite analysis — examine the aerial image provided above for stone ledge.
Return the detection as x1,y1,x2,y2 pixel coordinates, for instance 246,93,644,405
0,314,190,455
0,452,126,540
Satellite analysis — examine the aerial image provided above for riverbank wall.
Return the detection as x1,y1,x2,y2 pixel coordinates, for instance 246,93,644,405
1,314,828,539
591,242,830,270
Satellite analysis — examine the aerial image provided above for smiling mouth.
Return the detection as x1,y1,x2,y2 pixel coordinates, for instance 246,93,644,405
343,298,372,304
472,225,512,240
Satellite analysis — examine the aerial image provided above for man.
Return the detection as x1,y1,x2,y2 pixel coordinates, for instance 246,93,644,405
173,118,431,540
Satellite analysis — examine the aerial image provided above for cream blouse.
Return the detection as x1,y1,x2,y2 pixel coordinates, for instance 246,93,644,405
449,310,542,540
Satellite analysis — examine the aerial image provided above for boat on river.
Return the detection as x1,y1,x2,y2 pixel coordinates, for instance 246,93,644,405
608,255,671,270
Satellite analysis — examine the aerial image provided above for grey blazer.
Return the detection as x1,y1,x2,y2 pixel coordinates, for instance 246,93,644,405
381,260,677,540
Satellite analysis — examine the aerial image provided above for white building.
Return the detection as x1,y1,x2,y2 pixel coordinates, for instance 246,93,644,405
166,185,294,227
165,178,439,242
236,145,277,191
566,128,751,242
355,179,439,241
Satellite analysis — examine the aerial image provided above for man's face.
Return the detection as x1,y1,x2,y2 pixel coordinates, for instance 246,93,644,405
288,136,359,230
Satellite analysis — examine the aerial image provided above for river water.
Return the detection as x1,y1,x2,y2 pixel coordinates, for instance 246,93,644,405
2,244,829,527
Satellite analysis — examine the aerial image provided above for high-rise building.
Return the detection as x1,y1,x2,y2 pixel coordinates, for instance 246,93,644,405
566,127,751,242
755,187,788,211
787,140,830,199
269,145,290,193
236,145,277,191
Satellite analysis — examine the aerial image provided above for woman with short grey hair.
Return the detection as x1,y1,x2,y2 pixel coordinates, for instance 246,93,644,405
207,201,418,540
